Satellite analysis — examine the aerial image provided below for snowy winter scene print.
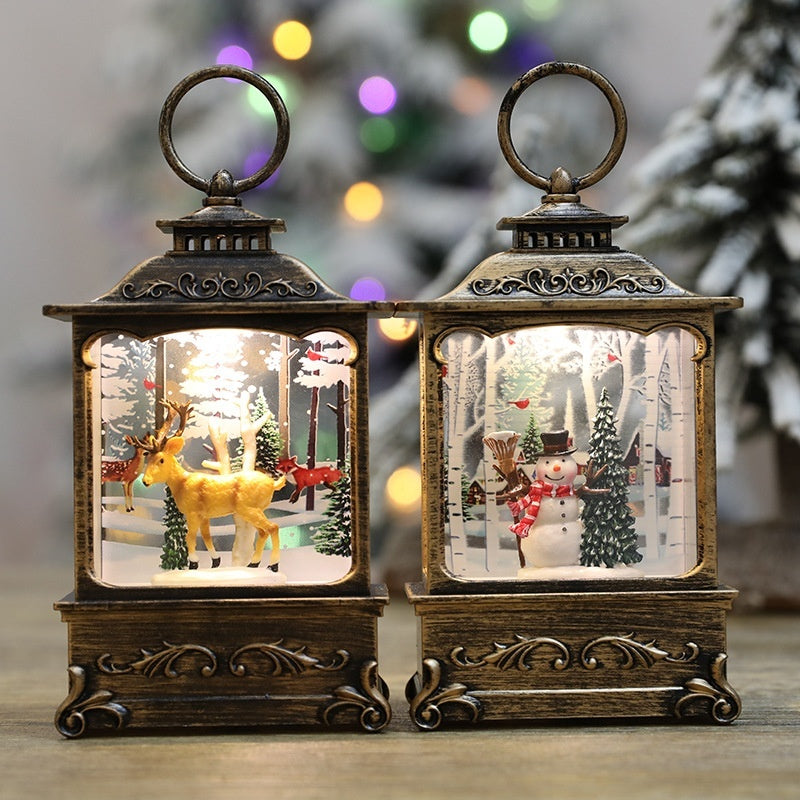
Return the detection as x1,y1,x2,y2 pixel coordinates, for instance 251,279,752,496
94,328,354,587
439,324,699,582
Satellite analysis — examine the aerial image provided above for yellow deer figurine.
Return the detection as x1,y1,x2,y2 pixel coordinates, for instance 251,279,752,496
131,400,286,571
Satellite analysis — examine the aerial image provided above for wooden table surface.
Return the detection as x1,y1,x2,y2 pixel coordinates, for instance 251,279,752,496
2,564,798,800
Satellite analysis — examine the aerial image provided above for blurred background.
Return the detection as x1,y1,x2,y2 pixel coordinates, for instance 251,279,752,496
2,0,797,608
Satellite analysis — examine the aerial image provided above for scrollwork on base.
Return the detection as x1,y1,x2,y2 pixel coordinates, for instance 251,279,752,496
55,666,129,738
230,640,350,676
451,635,570,671
97,642,218,678
675,653,741,724
322,660,392,732
581,634,700,670
406,658,481,731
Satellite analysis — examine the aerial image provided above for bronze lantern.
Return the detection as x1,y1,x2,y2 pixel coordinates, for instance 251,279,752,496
44,66,391,736
399,63,742,729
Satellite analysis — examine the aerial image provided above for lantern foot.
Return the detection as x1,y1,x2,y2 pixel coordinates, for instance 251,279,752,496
268,563,279,573
188,561,198,570
211,557,221,568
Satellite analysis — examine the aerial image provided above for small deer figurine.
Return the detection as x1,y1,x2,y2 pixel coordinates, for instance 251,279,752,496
101,437,145,512
275,455,342,504
130,400,286,571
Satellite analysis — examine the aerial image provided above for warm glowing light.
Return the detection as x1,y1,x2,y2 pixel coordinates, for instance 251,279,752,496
360,117,397,152
216,45,253,72
468,11,508,52
247,74,292,114
386,466,422,511
378,317,418,342
343,181,383,222
451,76,493,115
350,277,386,302
358,76,397,114
272,20,312,60
524,0,563,21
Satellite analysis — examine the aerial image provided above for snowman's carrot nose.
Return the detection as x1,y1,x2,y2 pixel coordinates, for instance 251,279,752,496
553,464,561,472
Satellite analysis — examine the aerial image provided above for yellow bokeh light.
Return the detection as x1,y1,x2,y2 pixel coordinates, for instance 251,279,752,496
378,317,418,342
273,20,312,60
344,181,383,222
386,466,422,512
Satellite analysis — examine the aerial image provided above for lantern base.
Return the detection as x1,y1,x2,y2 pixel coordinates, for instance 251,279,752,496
405,582,740,729
54,586,391,737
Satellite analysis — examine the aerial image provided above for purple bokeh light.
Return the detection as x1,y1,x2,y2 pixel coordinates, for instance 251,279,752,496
349,277,387,302
358,76,397,115
243,149,279,188
217,45,254,76
506,36,555,71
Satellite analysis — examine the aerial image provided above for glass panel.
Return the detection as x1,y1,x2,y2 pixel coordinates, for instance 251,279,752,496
95,328,353,587
440,325,698,581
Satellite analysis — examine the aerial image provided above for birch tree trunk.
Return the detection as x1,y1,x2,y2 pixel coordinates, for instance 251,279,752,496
641,336,666,559
665,330,695,570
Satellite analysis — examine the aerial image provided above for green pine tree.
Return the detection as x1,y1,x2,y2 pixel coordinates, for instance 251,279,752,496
520,414,543,462
160,485,188,570
580,388,641,568
251,389,283,476
313,461,351,558
234,389,283,476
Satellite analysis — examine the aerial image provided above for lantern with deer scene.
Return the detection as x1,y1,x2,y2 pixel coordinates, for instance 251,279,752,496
398,63,742,729
44,66,392,736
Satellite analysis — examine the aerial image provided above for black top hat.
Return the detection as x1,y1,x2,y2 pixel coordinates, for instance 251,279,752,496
534,430,576,457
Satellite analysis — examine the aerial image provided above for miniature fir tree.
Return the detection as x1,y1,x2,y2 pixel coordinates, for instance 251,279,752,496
623,0,800,460
520,413,544,463
580,388,641,568
313,461,351,558
235,389,283,476
160,486,188,570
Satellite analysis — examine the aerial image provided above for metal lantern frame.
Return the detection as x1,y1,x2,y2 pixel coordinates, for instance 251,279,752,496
400,63,742,730
44,66,392,736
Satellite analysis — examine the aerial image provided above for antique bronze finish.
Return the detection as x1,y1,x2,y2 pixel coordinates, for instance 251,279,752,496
400,62,742,729
45,66,391,735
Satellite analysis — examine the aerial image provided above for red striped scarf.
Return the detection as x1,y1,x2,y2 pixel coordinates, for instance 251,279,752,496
508,480,575,538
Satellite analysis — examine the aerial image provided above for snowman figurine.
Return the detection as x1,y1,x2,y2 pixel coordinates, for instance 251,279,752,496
507,430,586,573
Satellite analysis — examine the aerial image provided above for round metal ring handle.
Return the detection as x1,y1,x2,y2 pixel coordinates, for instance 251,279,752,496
159,65,290,196
497,62,627,193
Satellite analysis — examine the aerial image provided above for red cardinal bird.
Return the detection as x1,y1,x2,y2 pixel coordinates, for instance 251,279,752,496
508,398,530,409
143,379,162,390
305,348,329,361
607,353,620,363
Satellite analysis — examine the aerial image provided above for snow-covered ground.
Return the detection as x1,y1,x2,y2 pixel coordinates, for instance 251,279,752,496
101,540,351,586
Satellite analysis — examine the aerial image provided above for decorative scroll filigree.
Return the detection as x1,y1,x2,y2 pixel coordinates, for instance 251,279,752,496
580,633,700,670
406,658,481,731
121,271,319,300
470,266,666,297
451,635,570,671
97,642,218,678
675,653,741,724
229,640,350,677
322,660,392,732
55,666,129,738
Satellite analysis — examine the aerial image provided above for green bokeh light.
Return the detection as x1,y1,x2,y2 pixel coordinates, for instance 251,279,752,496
247,74,294,115
523,0,563,21
360,117,397,152
468,10,508,53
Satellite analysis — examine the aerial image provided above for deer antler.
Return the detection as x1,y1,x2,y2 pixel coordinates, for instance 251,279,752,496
126,400,194,454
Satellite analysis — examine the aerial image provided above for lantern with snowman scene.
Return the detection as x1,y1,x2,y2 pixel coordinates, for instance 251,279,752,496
44,66,392,736
399,63,742,729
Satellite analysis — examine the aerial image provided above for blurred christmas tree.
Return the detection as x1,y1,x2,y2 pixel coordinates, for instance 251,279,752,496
622,0,800,464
